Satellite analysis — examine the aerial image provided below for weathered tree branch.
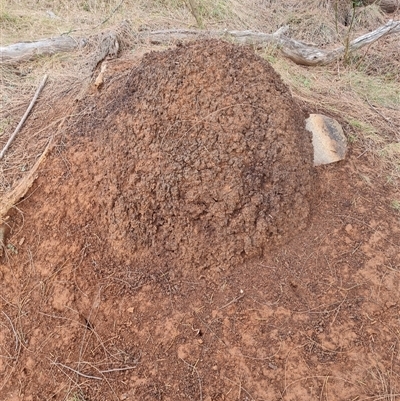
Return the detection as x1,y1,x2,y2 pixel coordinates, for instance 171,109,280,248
0,75,48,160
141,20,400,65
349,19,400,49
0,139,53,224
277,19,400,65
0,36,84,63
1,20,399,66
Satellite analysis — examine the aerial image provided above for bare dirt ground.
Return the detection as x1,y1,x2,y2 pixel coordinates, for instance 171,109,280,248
1,37,400,401
1,1,400,400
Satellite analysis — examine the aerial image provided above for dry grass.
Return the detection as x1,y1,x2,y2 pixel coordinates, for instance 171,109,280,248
0,53,90,197
0,0,390,44
262,38,400,183
360,359,400,401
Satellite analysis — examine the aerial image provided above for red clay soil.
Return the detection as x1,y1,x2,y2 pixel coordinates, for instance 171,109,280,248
1,41,400,401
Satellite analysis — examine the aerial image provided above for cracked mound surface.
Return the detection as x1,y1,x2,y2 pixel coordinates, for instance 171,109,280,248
72,40,314,268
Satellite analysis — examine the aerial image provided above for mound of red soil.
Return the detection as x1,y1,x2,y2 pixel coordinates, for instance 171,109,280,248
3,39,400,401
68,40,314,268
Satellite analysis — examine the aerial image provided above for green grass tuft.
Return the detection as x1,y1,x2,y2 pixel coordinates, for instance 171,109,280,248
391,200,400,212
0,11,18,24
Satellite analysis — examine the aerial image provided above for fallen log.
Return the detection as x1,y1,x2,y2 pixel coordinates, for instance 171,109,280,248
1,20,399,66
141,20,400,66
0,36,84,63
0,30,119,68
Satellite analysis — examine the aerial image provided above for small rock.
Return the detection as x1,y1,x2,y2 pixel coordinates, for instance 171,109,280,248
268,363,278,370
306,114,347,166
126,307,134,313
95,62,108,89
386,301,397,309
46,10,60,19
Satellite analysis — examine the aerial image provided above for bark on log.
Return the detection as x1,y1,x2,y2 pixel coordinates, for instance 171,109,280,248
1,20,399,66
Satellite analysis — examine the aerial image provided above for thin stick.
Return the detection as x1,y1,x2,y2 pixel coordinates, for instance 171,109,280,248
52,361,102,380
100,366,137,374
365,96,396,127
219,293,245,310
224,377,255,401
98,0,125,27
51,361,138,380
195,315,227,346
2,311,19,353
0,74,48,160
186,0,203,28
330,292,347,327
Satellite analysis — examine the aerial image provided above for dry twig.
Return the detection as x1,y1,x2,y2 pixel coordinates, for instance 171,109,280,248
219,293,245,310
0,75,48,160
51,361,137,381
2,311,20,354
